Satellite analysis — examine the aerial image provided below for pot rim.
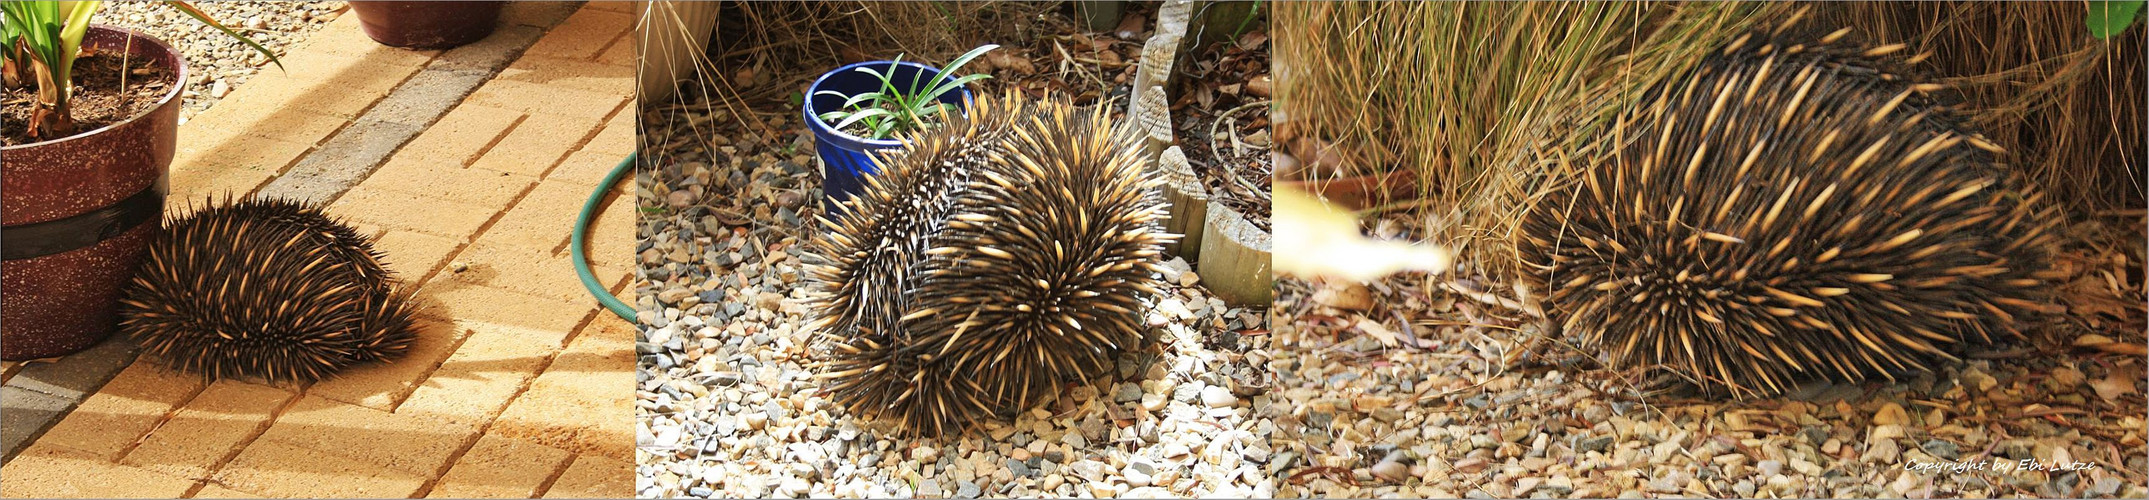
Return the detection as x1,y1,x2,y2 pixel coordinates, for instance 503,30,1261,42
2,24,188,152
803,59,973,150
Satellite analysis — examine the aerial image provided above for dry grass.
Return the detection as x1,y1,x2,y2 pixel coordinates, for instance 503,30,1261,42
1819,2,2146,214
1275,1,1789,278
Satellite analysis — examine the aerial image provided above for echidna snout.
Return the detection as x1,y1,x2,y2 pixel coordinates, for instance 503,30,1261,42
804,91,1178,437
1519,15,2063,397
120,196,417,384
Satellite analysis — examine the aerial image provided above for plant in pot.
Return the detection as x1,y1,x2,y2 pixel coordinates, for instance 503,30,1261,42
1,1,279,360
803,44,996,212
345,1,506,50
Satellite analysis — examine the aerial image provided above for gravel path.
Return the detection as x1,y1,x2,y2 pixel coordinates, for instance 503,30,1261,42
1268,215,2148,498
632,101,1280,498
101,1,344,119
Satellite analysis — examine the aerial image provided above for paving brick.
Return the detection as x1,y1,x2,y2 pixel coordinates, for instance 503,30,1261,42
489,318,634,461
326,186,502,240
431,24,547,74
424,434,572,498
372,230,468,283
167,165,278,203
442,242,627,304
397,322,558,426
469,115,606,177
200,70,398,120
586,1,637,13
168,131,313,198
121,380,295,481
391,104,526,168
596,32,636,67
525,8,635,61
189,483,262,498
548,147,632,188
0,386,72,461
540,454,632,499
501,1,583,29
212,440,426,498
585,191,639,269
182,104,348,148
265,41,433,82
465,79,627,121
471,180,592,252
364,160,539,210
254,395,477,477
496,55,633,96
413,280,594,344
307,319,471,412
365,68,495,128
0,444,198,499
7,337,138,401
259,119,427,204
32,361,206,461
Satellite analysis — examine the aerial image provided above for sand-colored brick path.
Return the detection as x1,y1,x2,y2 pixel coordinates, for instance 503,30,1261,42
1,2,635,498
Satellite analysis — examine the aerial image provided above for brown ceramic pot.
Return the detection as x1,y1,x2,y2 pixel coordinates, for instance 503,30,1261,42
1,26,183,360
347,1,505,50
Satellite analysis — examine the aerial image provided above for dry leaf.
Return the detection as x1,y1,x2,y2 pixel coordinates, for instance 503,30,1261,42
1311,282,1374,311
2090,370,2137,402
1245,74,1272,97
1355,317,1399,347
1114,13,1145,39
984,50,1036,75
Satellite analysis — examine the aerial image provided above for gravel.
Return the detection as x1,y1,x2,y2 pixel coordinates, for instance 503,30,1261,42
99,1,344,119
633,97,1279,498
1270,243,2149,498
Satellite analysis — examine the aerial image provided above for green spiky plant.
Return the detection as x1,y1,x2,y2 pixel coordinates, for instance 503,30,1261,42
813,43,997,140
0,1,279,141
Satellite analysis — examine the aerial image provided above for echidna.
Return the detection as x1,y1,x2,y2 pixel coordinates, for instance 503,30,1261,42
120,196,417,384
804,91,1177,436
1519,11,2064,397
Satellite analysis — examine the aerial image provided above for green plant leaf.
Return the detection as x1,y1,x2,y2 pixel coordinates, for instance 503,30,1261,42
833,90,887,110
828,107,895,135
939,43,998,76
2089,0,2146,39
55,0,98,85
164,0,282,70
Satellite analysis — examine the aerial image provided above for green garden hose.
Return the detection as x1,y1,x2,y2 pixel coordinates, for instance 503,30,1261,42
574,152,637,321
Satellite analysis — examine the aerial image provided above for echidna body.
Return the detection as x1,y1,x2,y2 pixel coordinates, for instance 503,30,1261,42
806,92,1176,436
1520,15,2062,397
121,197,417,383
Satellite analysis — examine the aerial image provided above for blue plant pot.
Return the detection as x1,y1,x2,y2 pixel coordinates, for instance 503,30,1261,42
803,60,973,213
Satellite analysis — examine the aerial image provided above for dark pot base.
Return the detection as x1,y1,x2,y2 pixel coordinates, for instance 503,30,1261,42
1,223,154,360
349,1,505,50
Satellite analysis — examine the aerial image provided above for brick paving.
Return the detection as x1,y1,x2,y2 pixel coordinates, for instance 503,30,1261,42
0,2,635,498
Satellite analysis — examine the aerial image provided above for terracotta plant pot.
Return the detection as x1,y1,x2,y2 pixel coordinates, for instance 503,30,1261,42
347,1,504,50
2,26,185,360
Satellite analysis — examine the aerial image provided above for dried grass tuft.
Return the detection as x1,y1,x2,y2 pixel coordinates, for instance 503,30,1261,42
1275,1,1788,279
1819,2,2146,214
